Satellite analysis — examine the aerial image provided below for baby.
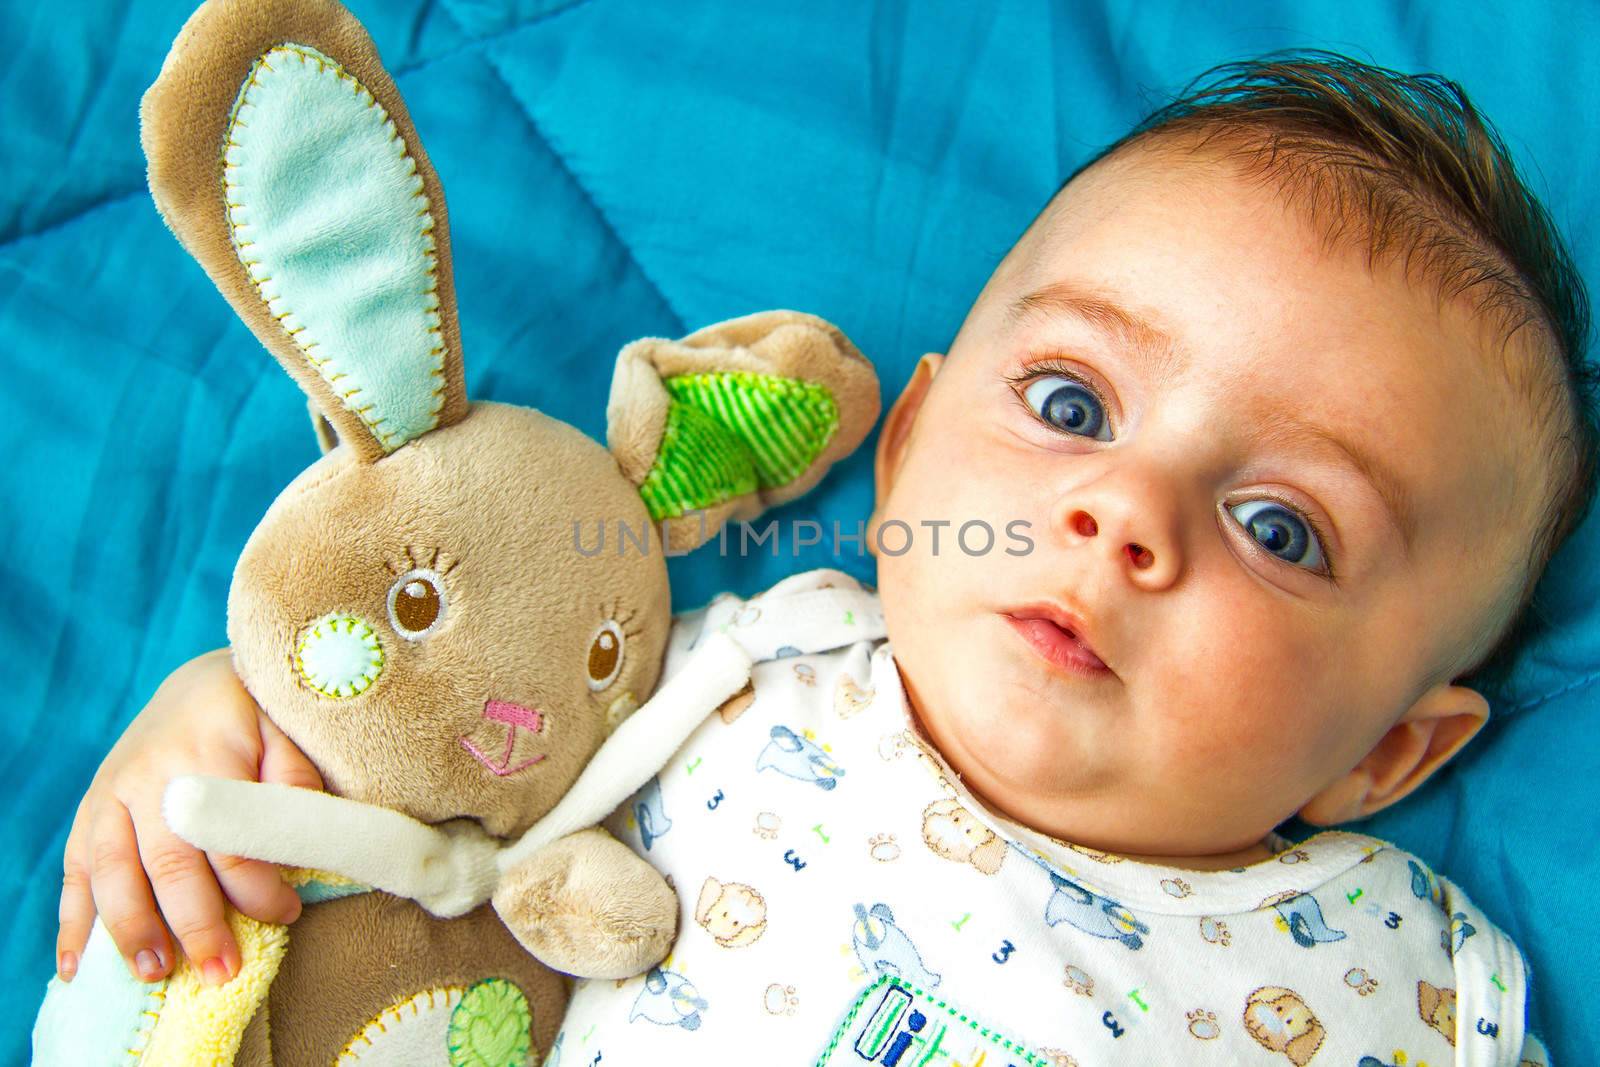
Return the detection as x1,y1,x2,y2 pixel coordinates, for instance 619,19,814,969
53,54,1592,1064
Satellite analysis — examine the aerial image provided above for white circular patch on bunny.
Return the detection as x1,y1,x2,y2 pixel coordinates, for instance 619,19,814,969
297,613,384,698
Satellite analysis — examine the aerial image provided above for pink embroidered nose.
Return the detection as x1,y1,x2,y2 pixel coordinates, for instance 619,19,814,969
484,699,543,732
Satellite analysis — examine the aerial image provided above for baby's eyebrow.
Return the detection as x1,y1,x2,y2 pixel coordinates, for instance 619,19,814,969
1007,282,1184,382
1253,410,1419,556
1007,281,1418,557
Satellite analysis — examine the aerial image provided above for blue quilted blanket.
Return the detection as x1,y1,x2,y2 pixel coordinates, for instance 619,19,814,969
4,1,1595,1060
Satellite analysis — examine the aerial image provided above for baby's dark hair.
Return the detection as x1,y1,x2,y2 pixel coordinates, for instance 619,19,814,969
1058,51,1599,697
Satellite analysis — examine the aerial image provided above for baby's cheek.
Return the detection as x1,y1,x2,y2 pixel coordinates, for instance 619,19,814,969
1147,611,1344,783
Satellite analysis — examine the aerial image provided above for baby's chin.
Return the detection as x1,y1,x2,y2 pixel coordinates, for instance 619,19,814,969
901,648,1114,813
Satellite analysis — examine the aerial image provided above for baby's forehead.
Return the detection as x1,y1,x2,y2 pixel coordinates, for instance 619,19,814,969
1019,144,1562,424
980,148,1555,598
1031,140,1559,369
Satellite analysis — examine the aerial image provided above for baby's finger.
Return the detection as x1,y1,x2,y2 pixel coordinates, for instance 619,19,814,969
56,814,97,980
258,712,323,793
88,805,172,983
211,712,322,924
128,794,240,986
210,852,301,926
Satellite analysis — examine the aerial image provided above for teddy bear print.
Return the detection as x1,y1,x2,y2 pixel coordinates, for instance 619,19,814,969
835,672,874,718
921,798,1008,875
717,680,757,724
1416,980,1457,1046
1242,985,1327,1066
695,877,768,948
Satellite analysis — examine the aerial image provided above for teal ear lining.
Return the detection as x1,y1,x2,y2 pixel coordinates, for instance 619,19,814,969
638,372,840,521
224,44,446,452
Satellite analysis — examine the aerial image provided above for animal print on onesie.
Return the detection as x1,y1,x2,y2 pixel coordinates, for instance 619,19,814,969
550,568,1546,1067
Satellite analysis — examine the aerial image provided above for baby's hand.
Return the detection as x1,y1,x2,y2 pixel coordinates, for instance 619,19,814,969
56,649,322,986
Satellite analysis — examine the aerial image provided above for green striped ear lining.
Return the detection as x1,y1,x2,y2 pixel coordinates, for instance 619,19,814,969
638,372,841,521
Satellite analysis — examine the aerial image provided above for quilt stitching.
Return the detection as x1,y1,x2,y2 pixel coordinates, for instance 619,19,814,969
476,52,689,335
0,186,146,251
1502,668,1600,714
393,0,595,79
1,2,593,253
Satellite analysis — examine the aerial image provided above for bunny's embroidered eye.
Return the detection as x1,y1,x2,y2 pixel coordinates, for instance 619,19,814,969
387,568,446,640
587,620,626,691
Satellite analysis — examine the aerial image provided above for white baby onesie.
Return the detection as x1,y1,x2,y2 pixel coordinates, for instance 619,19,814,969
549,569,1546,1067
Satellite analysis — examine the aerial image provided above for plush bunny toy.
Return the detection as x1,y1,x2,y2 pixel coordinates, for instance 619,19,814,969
31,0,879,1063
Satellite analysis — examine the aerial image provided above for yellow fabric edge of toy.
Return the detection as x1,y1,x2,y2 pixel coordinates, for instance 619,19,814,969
140,909,289,1065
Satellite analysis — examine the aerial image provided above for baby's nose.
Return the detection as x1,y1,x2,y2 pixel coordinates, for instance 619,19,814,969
484,699,543,732
1068,509,1157,570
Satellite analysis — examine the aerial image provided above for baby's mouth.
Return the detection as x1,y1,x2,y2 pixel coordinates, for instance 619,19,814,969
1001,608,1114,678
459,698,548,777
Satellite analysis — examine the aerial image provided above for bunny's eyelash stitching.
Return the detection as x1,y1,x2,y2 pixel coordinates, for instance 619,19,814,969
601,600,642,637
383,547,458,578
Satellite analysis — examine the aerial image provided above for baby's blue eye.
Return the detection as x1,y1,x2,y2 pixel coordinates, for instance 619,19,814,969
1022,375,1111,440
1228,500,1326,571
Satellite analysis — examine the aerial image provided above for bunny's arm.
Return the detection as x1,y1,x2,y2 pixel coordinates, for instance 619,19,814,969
492,826,677,980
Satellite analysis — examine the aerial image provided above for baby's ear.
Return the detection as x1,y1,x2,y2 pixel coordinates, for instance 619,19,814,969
1298,683,1489,825
141,0,468,463
606,311,881,552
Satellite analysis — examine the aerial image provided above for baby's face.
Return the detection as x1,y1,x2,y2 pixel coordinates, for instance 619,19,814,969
872,147,1539,861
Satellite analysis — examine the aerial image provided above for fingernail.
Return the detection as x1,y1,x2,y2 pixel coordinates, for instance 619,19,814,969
201,956,231,986
57,952,78,982
134,949,163,982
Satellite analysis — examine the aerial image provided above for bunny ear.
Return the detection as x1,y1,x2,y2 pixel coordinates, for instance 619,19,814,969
607,311,881,551
141,0,468,462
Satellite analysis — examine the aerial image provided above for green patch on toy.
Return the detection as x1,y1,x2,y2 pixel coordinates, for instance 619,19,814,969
640,372,841,520
448,978,533,1067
